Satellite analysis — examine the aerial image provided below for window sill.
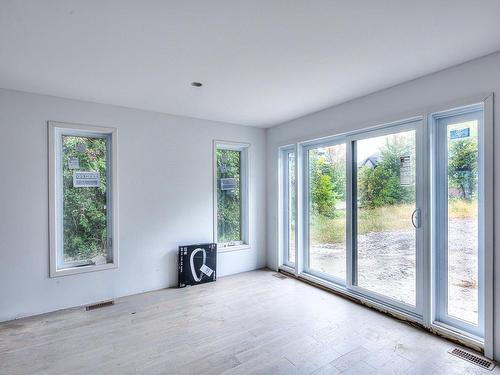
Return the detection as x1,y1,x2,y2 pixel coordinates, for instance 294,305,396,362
292,271,423,323
430,321,483,351
280,264,295,274
50,262,118,278
217,244,251,253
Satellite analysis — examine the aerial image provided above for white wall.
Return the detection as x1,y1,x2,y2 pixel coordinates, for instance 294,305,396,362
266,51,500,359
0,89,266,322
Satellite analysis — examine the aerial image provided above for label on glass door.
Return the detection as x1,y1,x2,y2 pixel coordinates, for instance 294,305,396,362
68,157,80,169
399,155,412,186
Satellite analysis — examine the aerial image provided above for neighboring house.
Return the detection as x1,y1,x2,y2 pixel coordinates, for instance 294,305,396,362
359,153,380,169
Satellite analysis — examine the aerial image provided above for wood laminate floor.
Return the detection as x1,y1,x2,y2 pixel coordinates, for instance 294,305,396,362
0,269,497,374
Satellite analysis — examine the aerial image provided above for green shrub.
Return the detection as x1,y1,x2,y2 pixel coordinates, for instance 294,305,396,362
309,148,345,218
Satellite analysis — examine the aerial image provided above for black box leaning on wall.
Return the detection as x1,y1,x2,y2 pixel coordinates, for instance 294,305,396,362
178,243,217,288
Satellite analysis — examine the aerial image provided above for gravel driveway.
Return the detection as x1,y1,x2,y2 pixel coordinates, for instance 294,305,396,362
310,218,478,324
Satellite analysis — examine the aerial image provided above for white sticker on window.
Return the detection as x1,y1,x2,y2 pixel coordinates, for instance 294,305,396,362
400,155,412,186
200,264,214,277
73,171,100,188
450,128,470,140
68,157,80,169
220,177,237,191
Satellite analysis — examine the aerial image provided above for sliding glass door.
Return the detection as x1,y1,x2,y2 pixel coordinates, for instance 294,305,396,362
350,121,423,313
281,101,490,343
434,106,484,337
299,121,423,312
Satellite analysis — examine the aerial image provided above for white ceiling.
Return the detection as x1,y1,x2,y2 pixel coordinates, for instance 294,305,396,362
1,1,500,128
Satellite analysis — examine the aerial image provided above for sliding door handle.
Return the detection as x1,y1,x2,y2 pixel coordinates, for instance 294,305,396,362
411,208,421,229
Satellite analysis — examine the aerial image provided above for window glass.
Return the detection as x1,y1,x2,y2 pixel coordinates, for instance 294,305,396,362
446,120,479,325
288,151,296,263
355,130,416,305
217,148,242,245
61,135,110,267
308,143,347,281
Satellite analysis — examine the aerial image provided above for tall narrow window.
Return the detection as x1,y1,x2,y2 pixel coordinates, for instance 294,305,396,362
434,105,484,337
214,142,249,249
49,122,117,277
281,147,296,267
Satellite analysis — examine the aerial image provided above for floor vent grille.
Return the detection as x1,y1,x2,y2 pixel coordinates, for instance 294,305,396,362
86,300,114,311
448,347,495,370
272,273,287,280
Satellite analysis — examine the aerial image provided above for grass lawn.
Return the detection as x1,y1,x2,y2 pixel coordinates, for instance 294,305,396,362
310,200,477,245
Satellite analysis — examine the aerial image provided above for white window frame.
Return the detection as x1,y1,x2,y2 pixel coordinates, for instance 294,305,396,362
48,121,119,277
213,140,250,252
280,145,296,269
297,119,425,317
301,136,348,286
431,103,486,340
347,119,426,318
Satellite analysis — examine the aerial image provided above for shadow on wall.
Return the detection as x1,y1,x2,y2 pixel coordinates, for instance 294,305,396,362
166,249,178,287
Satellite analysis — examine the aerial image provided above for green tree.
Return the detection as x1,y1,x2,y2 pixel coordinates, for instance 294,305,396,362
324,147,346,201
309,155,338,217
358,136,414,208
312,174,338,216
448,138,478,200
